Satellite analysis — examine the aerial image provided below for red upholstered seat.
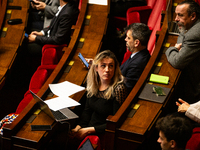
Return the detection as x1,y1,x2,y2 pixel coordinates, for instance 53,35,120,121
112,0,156,31
15,91,34,114
41,44,66,65
185,127,200,150
15,68,49,113
127,0,157,26
78,135,101,150
196,0,200,5
15,44,65,114
41,47,58,65
29,68,49,91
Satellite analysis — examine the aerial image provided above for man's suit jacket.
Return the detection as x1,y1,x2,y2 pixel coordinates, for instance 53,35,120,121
36,1,79,45
165,19,200,103
120,49,150,93
43,0,60,28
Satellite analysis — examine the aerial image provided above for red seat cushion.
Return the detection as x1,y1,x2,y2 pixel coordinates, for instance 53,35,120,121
29,68,49,91
41,48,58,65
15,91,34,113
78,135,101,150
186,127,200,150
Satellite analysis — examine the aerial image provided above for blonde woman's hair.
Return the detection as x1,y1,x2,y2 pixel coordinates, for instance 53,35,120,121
86,50,124,99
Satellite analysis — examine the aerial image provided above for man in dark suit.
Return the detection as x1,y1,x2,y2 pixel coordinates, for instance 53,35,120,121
120,23,151,93
27,0,79,56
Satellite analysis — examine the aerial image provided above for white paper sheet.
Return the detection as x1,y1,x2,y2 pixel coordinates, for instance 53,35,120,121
88,0,107,5
45,97,80,111
49,81,85,97
46,81,85,111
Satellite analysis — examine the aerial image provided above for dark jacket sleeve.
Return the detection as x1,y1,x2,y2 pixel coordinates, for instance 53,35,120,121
35,13,73,45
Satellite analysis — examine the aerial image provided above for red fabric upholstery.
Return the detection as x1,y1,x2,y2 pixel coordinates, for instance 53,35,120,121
15,91,34,113
127,12,141,27
78,0,82,10
15,43,64,114
29,68,49,91
127,0,157,25
41,48,58,65
127,6,152,25
111,0,156,31
15,65,57,114
147,0,166,30
185,127,200,150
41,44,66,65
78,135,101,150
196,0,200,5
148,15,161,55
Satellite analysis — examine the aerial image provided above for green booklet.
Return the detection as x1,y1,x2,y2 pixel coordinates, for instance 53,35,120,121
149,74,169,84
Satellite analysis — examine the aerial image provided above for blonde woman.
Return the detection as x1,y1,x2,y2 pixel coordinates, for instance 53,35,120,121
71,50,127,140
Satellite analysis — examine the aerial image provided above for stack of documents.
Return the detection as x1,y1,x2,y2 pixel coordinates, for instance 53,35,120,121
44,81,85,111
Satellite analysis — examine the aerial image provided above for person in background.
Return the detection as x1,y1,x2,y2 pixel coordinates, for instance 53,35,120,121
20,0,79,78
176,98,200,125
28,0,79,52
156,115,192,150
27,0,60,32
120,23,151,93
165,1,200,104
70,50,127,148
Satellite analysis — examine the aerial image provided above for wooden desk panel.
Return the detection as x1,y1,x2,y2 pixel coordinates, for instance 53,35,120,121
0,0,28,91
5,8,29,28
120,100,162,135
84,11,108,34
13,111,55,149
8,0,29,9
0,26,25,46
0,44,18,68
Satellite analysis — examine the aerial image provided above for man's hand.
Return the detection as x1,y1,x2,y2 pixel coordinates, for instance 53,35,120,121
28,34,36,42
33,0,46,10
175,43,182,51
176,98,190,113
28,31,43,42
31,0,40,8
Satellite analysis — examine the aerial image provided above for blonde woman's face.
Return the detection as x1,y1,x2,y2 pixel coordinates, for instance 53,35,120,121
96,58,115,83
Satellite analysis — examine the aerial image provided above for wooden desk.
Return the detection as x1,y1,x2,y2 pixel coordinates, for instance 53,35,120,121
0,0,29,90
